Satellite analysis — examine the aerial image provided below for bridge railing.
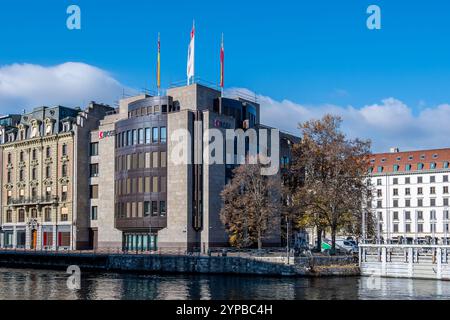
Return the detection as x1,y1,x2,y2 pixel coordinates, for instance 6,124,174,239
359,244,450,279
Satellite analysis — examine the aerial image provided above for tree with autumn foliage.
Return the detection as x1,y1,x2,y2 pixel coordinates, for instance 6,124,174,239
291,114,373,253
220,160,281,250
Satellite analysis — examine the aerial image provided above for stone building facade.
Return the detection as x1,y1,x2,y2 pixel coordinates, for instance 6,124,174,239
0,103,113,250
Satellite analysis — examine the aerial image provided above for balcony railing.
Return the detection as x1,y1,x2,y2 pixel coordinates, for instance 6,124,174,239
7,197,58,206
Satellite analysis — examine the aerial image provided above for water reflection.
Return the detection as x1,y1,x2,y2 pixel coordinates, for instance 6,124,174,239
1,268,450,300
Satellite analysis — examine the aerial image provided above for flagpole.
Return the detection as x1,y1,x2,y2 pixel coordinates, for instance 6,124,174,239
220,33,224,97
157,32,161,96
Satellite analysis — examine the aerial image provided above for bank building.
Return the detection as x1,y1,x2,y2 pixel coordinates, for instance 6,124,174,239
0,83,297,252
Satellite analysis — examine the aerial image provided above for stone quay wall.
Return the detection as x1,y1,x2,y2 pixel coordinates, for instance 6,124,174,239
0,251,359,277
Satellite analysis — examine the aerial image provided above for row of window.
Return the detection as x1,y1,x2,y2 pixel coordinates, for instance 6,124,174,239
6,145,69,164
6,185,69,204
385,223,448,234
5,207,70,223
115,152,167,172
375,175,449,186
116,127,167,149
116,201,166,218
6,163,68,183
377,210,449,222
373,153,442,164
371,161,450,173
115,176,167,196
3,231,71,248
377,186,450,197
376,198,450,208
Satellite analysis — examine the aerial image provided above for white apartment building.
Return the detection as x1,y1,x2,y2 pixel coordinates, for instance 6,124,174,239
368,148,450,244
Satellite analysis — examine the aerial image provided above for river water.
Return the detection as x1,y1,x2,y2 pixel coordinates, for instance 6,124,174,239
0,268,449,300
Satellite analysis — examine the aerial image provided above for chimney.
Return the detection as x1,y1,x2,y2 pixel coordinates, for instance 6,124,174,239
390,147,400,153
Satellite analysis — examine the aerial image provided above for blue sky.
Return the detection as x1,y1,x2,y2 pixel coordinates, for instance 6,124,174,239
1,0,450,152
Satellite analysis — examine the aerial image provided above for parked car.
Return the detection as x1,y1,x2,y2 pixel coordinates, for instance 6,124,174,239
335,239,358,254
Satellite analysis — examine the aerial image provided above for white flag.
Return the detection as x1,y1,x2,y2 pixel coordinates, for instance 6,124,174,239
187,23,195,84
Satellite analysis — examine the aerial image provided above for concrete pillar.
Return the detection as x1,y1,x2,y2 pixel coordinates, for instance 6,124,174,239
358,246,362,267
12,226,16,248
437,248,442,280
53,225,57,251
408,247,413,278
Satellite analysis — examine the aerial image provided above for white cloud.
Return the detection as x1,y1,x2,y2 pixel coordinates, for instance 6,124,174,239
0,62,133,113
228,88,450,153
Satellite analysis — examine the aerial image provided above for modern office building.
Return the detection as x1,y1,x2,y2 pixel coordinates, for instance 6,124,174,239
0,83,297,252
0,103,114,250
368,147,450,244
90,83,297,252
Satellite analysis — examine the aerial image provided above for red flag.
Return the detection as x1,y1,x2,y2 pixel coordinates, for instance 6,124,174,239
220,34,224,88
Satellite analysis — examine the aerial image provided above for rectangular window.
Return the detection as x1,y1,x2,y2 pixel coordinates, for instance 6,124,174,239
393,224,399,232
377,200,382,208
132,129,137,145
377,189,382,197
45,208,52,222
393,199,398,208
90,164,99,177
161,177,167,192
417,211,424,220
418,224,423,233
444,175,449,182
144,201,150,217
145,152,151,168
138,128,144,144
430,176,436,183
91,206,98,221
392,189,398,196
153,177,159,193
90,142,99,156
405,199,411,207
152,127,159,143
43,232,53,247
418,187,423,195
62,185,68,202
145,128,151,144
393,178,398,185
58,232,71,247
393,211,399,221
6,210,12,223
405,177,410,184
431,198,436,207
61,208,69,222
405,211,411,220
430,187,436,195
418,199,423,207
445,198,450,207
90,185,99,199
62,164,68,177
405,224,411,233
138,153,145,169
444,186,449,194
161,152,167,168
151,201,158,216
152,152,159,168
377,179,382,186
405,188,410,196
160,201,166,216
160,127,167,144
418,177,423,184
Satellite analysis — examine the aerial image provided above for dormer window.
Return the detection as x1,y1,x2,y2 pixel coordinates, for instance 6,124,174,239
45,118,55,136
46,123,53,135
63,122,71,132
30,119,41,138
8,133,15,142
